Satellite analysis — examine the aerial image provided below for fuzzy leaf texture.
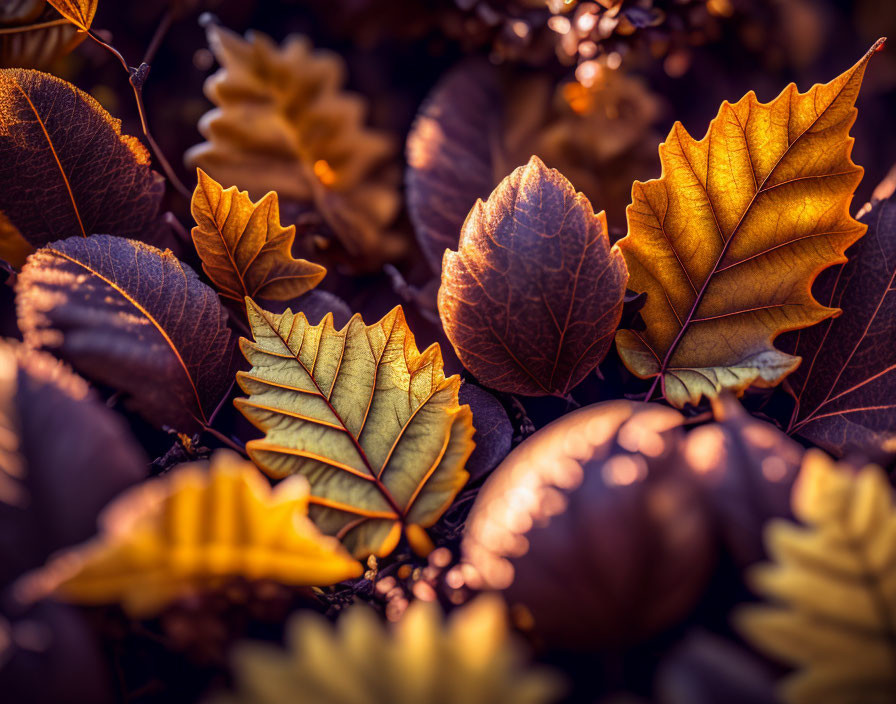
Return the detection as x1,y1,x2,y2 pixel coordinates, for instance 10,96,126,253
184,25,403,264
210,595,563,704
45,0,96,30
15,235,236,433
18,451,363,618
615,40,883,408
191,170,326,302
784,192,896,457
235,300,475,558
0,70,164,256
737,450,896,704
439,157,627,396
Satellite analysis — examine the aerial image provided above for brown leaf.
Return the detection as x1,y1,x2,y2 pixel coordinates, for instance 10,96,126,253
0,1,85,70
45,0,96,30
438,156,628,397
16,235,236,433
782,192,896,457
191,169,326,302
0,69,164,251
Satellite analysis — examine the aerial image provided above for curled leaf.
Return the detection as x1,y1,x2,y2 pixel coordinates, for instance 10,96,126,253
615,41,882,408
235,300,474,558
0,70,164,251
737,450,896,703
210,595,563,704
18,451,363,618
15,235,236,433
191,170,326,302
439,156,627,396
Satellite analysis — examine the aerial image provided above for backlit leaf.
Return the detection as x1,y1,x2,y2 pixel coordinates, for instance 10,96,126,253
15,235,236,433
235,300,475,558
45,0,96,30
185,25,404,265
737,450,896,704
615,40,883,408
783,193,896,457
191,169,326,302
210,595,563,704
18,451,363,618
0,69,164,252
439,156,628,396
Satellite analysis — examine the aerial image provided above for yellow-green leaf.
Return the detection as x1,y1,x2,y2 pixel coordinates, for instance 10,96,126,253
46,0,96,31
209,595,564,704
17,450,362,617
235,300,475,559
191,169,326,302
736,450,896,704
615,40,883,408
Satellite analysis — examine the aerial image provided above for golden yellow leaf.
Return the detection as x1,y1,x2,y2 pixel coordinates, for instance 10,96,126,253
615,40,884,408
185,25,404,265
210,595,563,704
191,169,326,302
235,300,474,559
46,0,96,30
736,450,896,704
17,450,362,617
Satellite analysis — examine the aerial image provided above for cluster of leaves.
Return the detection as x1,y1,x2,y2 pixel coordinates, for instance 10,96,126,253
0,1,893,703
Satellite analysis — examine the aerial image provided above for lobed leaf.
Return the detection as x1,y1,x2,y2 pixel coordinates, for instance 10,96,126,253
15,235,236,433
0,69,164,253
439,156,628,396
191,169,326,302
615,40,883,408
235,299,475,558
18,451,363,617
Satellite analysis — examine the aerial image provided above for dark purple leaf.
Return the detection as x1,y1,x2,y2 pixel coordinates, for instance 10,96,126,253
458,383,512,483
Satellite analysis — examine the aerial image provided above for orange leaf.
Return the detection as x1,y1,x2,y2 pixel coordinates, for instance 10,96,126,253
46,0,96,31
615,40,883,408
191,169,326,302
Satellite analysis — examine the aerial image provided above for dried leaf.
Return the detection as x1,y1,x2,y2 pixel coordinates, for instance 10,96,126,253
0,1,84,70
439,157,627,396
185,25,403,266
0,70,164,251
615,40,883,408
18,451,363,617
191,170,326,302
210,595,563,704
737,450,896,704
45,0,96,30
15,235,236,433
783,193,896,457
0,340,145,588
235,300,474,558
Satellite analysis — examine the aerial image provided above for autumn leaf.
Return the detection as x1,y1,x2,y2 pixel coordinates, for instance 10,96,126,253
736,450,896,704
0,69,164,253
0,340,145,588
15,235,236,433
46,0,96,31
18,451,363,618
191,169,326,302
235,300,474,558
185,24,404,266
782,192,896,457
211,595,563,704
615,40,883,408
0,1,85,70
439,156,628,397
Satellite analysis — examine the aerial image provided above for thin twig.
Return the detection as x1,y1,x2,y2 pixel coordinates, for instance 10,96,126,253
142,8,173,65
202,424,248,457
83,25,191,200
0,18,70,34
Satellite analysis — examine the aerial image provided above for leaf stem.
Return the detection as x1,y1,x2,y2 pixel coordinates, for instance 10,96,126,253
202,424,247,457
0,18,71,34
83,20,191,200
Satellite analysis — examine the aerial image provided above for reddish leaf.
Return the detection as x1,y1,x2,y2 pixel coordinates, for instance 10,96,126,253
15,235,236,433
783,193,896,456
0,70,164,250
439,156,628,397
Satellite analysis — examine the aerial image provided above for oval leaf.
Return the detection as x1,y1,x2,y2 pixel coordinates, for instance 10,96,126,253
439,156,628,396
19,451,363,617
191,169,326,302
235,299,474,558
615,41,882,408
0,69,164,250
15,235,236,433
